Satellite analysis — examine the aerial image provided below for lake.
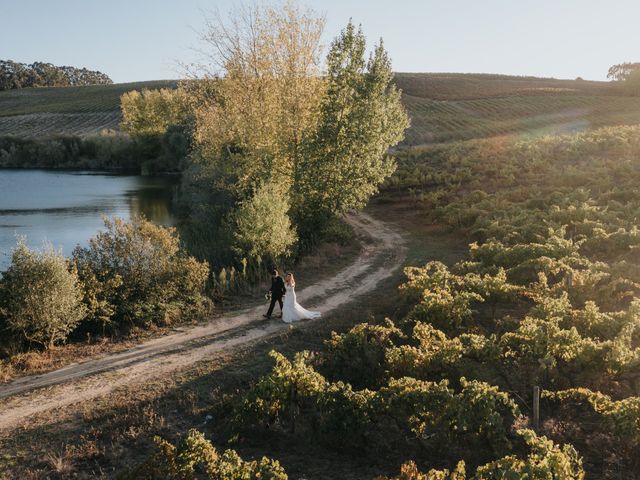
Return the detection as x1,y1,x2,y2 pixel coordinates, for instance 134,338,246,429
0,170,178,270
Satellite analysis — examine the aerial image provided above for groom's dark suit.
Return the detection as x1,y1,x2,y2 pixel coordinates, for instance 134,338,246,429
266,275,286,317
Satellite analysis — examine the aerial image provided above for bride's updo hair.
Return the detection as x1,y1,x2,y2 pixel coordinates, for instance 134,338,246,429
286,272,295,286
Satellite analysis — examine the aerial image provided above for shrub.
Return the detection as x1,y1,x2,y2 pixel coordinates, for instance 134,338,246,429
239,350,325,433
0,241,86,349
238,351,518,459
376,461,466,480
120,88,191,137
122,428,287,479
474,429,584,479
323,319,404,388
73,217,210,331
381,430,583,480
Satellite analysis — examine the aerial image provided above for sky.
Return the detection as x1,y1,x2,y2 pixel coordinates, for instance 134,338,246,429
2,0,640,83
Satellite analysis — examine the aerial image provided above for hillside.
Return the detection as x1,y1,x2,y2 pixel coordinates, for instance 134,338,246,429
0,80,176,137
396,73,640,144
2,74,640,145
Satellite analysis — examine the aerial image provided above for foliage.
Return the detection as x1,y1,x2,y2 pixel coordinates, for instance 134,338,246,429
182,7,407,262
181,3,326,264
296,21,409,228
475,429,584,479
123,428,287,479
0,132,186,173
381,430,583,480
238,351,518,459
374,124,640,475
73,217,210,331
190,2,325,196
240,350,326,433
0,59,112,90
607,62,640,81
120,88,192,137
232,182,297,262
323,319,404,388
544,388,640,449
378,461,466,480
0,241,86,349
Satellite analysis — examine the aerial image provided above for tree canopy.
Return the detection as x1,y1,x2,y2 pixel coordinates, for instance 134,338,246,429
0,60,112,90
607,62,640,82
177,4,408,265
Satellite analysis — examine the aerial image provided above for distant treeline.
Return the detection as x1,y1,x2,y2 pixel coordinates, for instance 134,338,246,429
0,60,112,90
0,129,189,174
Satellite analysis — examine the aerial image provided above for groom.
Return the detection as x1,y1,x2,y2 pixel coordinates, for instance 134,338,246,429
264,268,286,319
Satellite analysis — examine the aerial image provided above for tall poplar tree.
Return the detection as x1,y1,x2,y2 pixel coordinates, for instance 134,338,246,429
296,21,409,229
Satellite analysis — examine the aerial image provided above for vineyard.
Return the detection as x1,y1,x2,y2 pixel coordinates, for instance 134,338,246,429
401,92,640,145
111,124,640,478
144,124,640,478
0,80,175,137
171,126,640,480
4,74,640,146
5,71,640,477
373,125,640,477
394,72,619,100
396,73,640,145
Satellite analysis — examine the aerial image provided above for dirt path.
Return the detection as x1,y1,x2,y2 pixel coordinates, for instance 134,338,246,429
0,212,406,433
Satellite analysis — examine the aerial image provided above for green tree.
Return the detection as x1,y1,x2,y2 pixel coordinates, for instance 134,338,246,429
296,21,409,228
0,241,86,349
120,88,191,137
190,2,325,196
180,2,325,265
607,62,640,81
624,68,640,96
232,182,297,262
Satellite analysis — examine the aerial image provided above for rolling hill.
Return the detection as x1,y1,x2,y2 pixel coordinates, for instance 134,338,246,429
0,80,176,138
2,74,640,145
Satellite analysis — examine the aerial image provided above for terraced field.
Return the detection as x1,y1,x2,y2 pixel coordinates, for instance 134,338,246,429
395,73,640,145
0,80,176,137
2,73,640,146
394,72,618,100
402,92,640,145
0,111,122,137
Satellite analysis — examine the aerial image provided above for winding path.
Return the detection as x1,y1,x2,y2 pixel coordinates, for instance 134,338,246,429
0,212,406,433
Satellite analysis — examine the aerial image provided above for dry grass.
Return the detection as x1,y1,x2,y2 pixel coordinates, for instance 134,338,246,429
0,328,159,385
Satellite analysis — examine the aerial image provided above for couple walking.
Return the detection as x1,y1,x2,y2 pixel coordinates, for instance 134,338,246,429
263,269,321,323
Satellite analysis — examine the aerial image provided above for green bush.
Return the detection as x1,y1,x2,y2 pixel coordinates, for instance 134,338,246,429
121,429,287,479
380,430,583,480
0,241,86,349
73,217,211,332
238,351,518,459
323,319,404,388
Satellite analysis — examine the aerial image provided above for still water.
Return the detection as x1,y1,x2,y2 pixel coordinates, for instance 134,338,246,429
0,170,178,270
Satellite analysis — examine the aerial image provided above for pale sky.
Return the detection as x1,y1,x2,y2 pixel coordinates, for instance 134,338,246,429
3,0,639,83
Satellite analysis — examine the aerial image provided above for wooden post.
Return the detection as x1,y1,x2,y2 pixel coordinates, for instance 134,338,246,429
533,386,540,430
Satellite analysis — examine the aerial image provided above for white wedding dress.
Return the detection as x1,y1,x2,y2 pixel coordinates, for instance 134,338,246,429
282,283,321,323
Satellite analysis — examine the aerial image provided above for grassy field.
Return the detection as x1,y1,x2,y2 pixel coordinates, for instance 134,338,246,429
2,73,640,145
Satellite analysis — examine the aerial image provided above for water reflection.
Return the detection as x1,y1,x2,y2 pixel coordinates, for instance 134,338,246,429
0,170,178,270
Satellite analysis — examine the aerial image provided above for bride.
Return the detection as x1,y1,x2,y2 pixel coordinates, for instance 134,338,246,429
282,273,321,323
